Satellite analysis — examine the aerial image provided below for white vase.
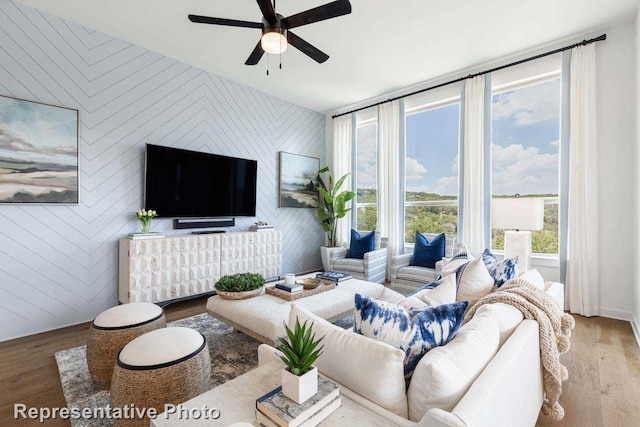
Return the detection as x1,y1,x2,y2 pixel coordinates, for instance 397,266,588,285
320,246,332,271
281,366,318,404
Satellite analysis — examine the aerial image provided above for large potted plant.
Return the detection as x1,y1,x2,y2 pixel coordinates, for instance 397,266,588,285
278,317,324,404
315,166,356,270
214,273,264,300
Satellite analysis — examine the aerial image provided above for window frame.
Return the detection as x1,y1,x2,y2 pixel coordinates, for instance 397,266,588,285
403,96,461,247
354,117,378,231
490,71,562,257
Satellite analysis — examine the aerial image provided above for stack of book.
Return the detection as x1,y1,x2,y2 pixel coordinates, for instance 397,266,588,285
127,232,165,240
315,271,352,283
249,224,275,232
256,376,341,427
275,282,303,293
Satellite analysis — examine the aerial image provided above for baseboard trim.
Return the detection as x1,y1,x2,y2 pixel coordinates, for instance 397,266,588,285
632,317,640,349
599,307,632,322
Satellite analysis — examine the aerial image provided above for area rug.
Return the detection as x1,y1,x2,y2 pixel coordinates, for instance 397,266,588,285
55,313,353,427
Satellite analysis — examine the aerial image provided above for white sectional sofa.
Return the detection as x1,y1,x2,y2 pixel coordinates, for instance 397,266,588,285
258,281,565,427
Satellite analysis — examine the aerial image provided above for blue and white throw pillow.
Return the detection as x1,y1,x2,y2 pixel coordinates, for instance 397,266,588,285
354,293,468,382
481,249,519,287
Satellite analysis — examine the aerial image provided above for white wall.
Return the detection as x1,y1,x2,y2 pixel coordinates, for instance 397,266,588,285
0,0,325,342
596,21,637,321
633,8,640,345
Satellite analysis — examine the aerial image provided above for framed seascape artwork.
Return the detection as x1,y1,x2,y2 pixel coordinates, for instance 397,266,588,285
0,95,79,204
278,152,319,208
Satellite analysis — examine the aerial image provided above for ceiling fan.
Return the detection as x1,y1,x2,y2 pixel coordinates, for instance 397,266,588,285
188,0,352,66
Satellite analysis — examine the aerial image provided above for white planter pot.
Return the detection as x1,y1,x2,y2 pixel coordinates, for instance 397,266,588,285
320,246,334,271
281,366,318,404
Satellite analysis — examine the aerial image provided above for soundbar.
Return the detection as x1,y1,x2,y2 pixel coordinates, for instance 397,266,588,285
173,218,235,230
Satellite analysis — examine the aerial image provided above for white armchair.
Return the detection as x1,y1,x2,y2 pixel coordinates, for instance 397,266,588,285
330,231,387,284
390,233,463,294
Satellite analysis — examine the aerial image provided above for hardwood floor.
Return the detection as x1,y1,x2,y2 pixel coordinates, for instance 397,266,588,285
0,298,638,426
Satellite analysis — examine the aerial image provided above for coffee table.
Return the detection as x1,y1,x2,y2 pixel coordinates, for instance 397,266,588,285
206,273,386,345
151,361,396,426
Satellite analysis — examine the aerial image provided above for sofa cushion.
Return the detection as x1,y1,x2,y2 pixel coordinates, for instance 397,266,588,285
419,274,457,307
354,294,467,382
288,304,408,418
407,307,500,421
411,232,446,268
481,249,519,287
347,229,375,259
519,268,545,290
397,266,439,283
333,257,365,273
454,258,495,306
475,303,524,346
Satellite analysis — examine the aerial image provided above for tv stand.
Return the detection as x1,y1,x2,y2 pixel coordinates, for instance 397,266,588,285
191,230,226,235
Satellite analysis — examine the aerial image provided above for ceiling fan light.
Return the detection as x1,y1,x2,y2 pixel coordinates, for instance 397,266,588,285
261,31,287,54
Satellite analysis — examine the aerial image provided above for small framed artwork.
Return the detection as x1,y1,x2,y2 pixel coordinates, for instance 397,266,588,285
0,94,79,204
278,151,319,208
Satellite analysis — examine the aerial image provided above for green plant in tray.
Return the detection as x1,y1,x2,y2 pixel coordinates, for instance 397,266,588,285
215,273,264,292
277,317,324,376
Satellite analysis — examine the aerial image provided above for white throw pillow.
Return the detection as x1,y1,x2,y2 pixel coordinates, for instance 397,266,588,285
455,258,494,306
440,246,474,278
406,307,500,421
518,268,545,290
420,274,457,307
288,304,409,418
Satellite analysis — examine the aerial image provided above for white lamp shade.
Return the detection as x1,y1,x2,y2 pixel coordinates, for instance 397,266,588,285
492,197,544,231
261,32,287,54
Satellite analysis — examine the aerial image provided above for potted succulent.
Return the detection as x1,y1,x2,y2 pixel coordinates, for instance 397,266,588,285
278,317,324,404
214,273,265,300
315,167,356,270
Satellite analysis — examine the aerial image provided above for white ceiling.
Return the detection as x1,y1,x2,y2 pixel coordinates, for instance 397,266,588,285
16,0,640,113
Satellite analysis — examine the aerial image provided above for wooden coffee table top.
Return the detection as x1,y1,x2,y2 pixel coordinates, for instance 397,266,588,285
151,361,397,426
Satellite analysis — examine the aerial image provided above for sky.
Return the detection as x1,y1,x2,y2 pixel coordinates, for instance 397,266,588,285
356,78,561,197
0,96,77,166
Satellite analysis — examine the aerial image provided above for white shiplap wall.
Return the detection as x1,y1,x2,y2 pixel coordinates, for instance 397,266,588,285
0,0,325,341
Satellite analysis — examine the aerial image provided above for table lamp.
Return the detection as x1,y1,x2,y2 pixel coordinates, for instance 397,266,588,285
491,196,544,272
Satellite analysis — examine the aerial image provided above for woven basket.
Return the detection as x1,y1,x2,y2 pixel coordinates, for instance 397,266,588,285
215,288,262,300
86,314,166,390
111,336,211,427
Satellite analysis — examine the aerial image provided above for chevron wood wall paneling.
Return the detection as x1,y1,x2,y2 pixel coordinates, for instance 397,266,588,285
0,0,326,341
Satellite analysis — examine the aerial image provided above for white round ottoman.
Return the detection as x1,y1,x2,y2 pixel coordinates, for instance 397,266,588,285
110,327,211,427
86,302,165,389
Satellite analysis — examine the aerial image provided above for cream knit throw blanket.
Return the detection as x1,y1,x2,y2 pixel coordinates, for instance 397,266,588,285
464,278,575,420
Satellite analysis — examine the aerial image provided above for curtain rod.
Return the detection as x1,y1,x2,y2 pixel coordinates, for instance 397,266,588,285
332,33,606,119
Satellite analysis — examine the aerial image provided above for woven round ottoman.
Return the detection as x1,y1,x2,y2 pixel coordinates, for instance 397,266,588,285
87,302,165,390
111,327,211,427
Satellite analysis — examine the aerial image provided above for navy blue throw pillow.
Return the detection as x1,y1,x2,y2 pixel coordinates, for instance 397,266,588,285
410,232,446,268
346,230,375,259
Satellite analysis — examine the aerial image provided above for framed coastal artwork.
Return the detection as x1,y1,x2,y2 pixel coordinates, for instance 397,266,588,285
0,95,78,204
278,152,319,208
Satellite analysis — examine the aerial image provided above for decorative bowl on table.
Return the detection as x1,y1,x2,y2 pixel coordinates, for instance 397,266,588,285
296,278,322,290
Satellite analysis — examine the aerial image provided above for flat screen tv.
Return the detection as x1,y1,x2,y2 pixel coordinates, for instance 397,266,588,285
144,144,257,218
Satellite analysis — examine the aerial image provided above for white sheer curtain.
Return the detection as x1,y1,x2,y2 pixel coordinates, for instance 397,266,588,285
378,101,402,267
332,114,353,247
461,76,487,257
566,44,599,316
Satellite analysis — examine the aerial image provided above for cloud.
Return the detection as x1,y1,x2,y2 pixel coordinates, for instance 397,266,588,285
549,140,559,147
492,79,560,125
492,143,558,195
406,157,427,181
432,176,458,196
0,118,76,161
356,127,377,189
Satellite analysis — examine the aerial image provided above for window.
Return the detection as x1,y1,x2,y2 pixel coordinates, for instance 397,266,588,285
404,101,460,243
491,76,561,254
355,121,378,230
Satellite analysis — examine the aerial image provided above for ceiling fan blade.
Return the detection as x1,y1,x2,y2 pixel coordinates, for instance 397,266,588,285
245,41,265,65
283,0,352,29
188,14,263,29
256,0,277,24
287,31,329,63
